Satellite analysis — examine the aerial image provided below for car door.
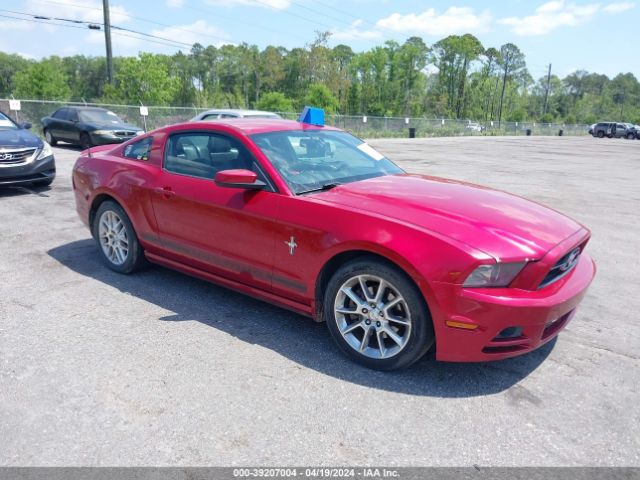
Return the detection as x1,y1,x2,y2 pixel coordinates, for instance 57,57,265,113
64,109,81,143
49,108,67,139
616,124,627,138
150,129,280,292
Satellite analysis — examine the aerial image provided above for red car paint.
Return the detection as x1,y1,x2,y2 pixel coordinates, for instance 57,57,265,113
72,119,596,362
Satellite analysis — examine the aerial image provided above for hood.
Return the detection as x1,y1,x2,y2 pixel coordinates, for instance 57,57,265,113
84,122,142,131
0,128,43,149
312,174,583,261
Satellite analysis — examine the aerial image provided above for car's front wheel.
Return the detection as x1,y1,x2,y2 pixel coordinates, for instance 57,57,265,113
93,201,145,274
44,129,57,146
80,132,92,150
627,133,635,140
324,258,434,371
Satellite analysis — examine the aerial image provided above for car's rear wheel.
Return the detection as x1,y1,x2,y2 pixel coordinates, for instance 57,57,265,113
80,132,92,150
324,258,434,371
44,129,57,146
93,201,145,274
597,131,604,138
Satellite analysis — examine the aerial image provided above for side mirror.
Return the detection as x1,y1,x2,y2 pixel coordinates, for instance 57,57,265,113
20,122,32,130
214,169,266,190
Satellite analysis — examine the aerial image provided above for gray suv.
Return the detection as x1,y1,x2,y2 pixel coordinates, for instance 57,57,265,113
591,122,636,139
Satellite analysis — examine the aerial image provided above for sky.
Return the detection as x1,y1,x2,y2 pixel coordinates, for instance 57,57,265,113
0,0,637,81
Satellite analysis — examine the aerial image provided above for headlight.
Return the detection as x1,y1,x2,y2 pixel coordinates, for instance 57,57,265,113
36,141,53,160
463,262,526,288
93,130,116,135
135,130,145,136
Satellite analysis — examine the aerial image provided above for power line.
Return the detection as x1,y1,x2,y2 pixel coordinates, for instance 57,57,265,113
0,12,193,50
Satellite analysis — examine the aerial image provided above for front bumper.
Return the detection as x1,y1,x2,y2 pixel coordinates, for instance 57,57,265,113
430,253,596,362
0,154,56,186
90,133,138,146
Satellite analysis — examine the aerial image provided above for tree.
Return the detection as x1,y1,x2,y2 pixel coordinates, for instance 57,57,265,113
256,92,295,112
497,43,526,124
304,83,340,113
0,52,32,98
102,53,179,105
13,57,71,100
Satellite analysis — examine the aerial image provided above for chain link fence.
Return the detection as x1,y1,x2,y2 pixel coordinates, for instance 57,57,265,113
1,99,590,139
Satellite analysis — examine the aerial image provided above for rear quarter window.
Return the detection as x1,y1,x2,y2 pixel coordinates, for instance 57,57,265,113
122,137,153,161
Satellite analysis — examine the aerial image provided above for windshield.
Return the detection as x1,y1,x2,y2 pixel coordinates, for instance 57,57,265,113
251,130,403,194
0,112,18,130
78,109,123,124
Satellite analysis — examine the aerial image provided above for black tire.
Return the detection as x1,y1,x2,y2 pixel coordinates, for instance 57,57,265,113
627,133,635,140
80,132,92,150
324,257,434,371
93,200,145,274
44,129,57,146
597,131,604,138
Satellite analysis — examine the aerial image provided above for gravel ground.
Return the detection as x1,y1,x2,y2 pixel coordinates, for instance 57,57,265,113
0,136,638,466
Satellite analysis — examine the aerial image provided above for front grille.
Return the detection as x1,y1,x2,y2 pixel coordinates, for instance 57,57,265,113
0,148,36,165
539,247,581,289
114,131,136,137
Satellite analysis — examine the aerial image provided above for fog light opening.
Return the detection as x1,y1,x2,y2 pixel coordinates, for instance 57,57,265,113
495,326,523,339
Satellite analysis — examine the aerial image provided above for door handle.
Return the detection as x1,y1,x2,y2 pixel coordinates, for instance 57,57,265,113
154,186,175,198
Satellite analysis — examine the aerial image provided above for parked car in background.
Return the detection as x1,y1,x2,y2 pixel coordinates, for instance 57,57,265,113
191,109,282,121
465,122,484,132
591,122,635,139
72,113,595,370
41,106,143,149
0,111,55,187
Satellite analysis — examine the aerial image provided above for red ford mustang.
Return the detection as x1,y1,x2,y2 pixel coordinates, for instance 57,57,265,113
72,117,596,370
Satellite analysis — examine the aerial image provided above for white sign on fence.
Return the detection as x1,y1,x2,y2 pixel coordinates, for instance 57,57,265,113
362,116,367,123
405,118,409,125
139,106,149,116
9,99,21,111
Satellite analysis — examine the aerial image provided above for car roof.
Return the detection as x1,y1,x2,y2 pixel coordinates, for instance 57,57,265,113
60,106,109,112
183,118,340,135
199,109,279,116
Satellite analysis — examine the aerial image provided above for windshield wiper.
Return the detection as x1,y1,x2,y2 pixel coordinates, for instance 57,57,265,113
298,182,341,195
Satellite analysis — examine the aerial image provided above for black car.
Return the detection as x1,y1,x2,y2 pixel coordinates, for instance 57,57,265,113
41,106,143,149
0,111,55,187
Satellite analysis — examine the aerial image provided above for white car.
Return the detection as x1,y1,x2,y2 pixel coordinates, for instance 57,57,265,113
465,122,483,132
191,109,282,121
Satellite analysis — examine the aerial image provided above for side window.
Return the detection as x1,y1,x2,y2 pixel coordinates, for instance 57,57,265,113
163,132,262,181
123,136,153,161
52,109,65,119
202,114,220,120
219,113,238,118
68,110,78,122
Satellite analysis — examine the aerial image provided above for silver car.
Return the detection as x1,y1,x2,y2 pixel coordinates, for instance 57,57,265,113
191,109,282,121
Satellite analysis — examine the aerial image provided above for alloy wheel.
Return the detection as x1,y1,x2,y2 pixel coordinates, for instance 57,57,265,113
334,274,412,359
98,210,129,266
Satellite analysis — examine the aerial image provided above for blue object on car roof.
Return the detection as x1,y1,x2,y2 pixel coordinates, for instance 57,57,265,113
298,106,325,127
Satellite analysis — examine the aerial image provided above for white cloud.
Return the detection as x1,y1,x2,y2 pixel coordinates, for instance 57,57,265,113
497,0,630,36
150,20,230,48
0,19,35,31
376,7,492,35
205,0,291,9
166,0,185,7
331,20,383,41
24,0,131,25
603,2,635,13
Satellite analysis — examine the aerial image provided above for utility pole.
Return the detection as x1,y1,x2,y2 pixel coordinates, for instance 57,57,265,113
103,0,114,84
543,63,552,116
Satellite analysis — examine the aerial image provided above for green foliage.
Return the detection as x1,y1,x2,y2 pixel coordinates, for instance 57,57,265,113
102,53,179,105
304,83,339,113
13,57,71,100
2,35,639,124
256,92,294,112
